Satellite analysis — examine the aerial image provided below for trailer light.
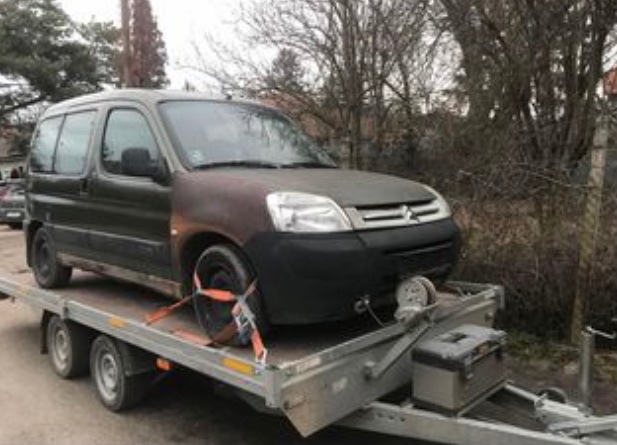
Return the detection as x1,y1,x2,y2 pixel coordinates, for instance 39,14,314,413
222,357,254,376
108,317,127,328
156,357,173,371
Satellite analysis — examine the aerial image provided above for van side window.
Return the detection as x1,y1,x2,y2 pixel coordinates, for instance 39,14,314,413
102,109,160,176
30,117,63,173
54,111,96,175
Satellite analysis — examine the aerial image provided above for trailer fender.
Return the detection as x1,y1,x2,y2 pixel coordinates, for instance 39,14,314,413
115,341,157,376
40,311,53,354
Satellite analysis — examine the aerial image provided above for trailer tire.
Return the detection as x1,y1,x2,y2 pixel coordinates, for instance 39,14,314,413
193,244,269,346
31,227,72,289
90,335,151,411
47,315,91,378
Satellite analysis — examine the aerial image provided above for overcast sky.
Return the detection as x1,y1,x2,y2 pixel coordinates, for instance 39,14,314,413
58,0,242,89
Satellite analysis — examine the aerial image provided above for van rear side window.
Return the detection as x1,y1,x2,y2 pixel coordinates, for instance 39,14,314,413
30,117,63,173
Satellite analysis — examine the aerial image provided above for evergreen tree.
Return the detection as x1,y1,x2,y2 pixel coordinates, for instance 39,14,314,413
129,0,168,88
0,0,120,120
265,48,305,93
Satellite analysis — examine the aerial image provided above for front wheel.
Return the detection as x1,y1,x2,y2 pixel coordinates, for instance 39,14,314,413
193,244,269,346
31,227,72,289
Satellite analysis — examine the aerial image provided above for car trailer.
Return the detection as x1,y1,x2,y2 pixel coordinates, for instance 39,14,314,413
0,273,616,445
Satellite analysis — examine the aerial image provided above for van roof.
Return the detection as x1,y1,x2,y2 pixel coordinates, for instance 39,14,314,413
42,89,269,116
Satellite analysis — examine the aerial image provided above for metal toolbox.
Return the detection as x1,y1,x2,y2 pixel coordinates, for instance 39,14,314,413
412,324,507,413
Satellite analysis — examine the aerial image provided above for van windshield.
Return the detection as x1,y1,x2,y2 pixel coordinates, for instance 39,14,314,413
159,101,336,169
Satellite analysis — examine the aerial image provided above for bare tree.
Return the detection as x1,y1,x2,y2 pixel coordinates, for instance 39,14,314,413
192,0,436,169
439,0,617,173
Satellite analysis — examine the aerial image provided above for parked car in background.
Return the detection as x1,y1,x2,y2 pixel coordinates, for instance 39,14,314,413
25,90,461,344
0,180,25,230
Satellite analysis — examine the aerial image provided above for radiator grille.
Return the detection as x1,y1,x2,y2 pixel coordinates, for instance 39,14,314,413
345,200,447,229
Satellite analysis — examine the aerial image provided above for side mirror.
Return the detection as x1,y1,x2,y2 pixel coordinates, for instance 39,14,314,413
121,147,169,184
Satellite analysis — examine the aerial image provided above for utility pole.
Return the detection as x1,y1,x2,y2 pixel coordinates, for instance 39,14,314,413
570,69,616,344
120,0,132,88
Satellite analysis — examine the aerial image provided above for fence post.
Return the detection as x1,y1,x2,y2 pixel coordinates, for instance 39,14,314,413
570,107,609,344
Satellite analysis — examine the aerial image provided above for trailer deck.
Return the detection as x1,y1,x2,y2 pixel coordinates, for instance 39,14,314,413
1,270,616,445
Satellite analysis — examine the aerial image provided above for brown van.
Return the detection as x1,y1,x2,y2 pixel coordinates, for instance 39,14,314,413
25,90,460,343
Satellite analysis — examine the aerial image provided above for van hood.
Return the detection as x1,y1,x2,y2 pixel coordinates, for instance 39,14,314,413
183,168,435,207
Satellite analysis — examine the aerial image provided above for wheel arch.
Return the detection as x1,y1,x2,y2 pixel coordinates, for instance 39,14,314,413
40,310,53,354
179,231,250,296
40,310,97,355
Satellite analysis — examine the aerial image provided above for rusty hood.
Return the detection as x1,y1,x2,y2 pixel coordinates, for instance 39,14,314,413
172,168,437,245
177,168,435,208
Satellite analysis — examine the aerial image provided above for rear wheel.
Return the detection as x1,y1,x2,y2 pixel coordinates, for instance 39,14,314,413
8,222,22,230
90,335,152,411
47,315,92,379
193,244,269,346
31,227,72,288
47,315,92,378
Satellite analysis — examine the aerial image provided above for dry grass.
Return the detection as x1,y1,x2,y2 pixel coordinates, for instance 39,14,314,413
450,191,617,339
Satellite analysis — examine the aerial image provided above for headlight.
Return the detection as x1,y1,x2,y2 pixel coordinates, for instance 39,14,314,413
266,192,352,233
423,185,452,218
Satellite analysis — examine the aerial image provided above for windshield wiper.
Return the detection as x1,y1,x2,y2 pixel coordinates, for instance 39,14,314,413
194,160,285,169
283,161,337,169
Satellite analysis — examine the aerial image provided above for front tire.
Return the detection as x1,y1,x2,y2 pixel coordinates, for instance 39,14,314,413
193,244,269,346
31,227,72,288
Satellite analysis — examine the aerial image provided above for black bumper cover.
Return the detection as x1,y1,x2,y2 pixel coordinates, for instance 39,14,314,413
244,218,461,324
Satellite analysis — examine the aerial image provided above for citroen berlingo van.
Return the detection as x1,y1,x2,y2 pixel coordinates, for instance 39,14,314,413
25,90,460,342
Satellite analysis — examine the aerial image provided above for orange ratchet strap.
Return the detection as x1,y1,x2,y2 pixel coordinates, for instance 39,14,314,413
197,278,268,365
148,276,268,365
145,295,193,325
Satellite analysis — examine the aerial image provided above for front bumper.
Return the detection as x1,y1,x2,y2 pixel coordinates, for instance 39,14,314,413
243,218,461,324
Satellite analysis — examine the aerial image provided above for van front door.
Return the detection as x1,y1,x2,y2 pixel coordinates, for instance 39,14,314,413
88,105,172,286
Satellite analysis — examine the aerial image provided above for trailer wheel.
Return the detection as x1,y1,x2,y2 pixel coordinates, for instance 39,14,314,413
90,335,151,411
47,315,91,378
193,244,269,346
31,227,72,289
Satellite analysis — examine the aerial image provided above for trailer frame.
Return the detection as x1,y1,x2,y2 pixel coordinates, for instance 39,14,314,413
1,274,616,445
